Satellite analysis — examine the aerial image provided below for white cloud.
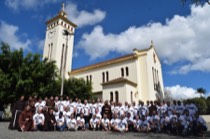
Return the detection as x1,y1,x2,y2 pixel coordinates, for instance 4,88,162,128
77,4,210,73
5,0,61,11
65,2,106,28
0,21,31,50
165,85,201,100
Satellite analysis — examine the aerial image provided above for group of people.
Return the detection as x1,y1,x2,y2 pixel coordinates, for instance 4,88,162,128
8,95,208,137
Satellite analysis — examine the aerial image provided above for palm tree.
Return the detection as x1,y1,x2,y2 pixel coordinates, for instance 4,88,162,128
197,87,206,98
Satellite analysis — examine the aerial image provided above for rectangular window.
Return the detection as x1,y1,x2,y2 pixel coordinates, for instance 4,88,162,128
90,75,92,83
126,67,129,76
102,72,105,83
106,71,109,82
121,68,124,77
60,44,65,76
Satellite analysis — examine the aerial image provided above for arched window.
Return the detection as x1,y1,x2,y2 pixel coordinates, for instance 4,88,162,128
90,75,92,82
121,68,124,77
115,91,119,103
131,91,133,103
50,43,53,60
110,92,113,102
106,71,109,81
86,76,89,82
102,72,105,83
126,67,129,76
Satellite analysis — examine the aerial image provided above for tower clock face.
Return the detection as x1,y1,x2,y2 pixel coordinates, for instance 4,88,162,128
48,28,56,39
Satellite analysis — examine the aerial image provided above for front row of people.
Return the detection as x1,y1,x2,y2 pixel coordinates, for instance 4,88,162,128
18,103,207,137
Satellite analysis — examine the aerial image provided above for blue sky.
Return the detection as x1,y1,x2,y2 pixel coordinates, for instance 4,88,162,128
0,0,210,99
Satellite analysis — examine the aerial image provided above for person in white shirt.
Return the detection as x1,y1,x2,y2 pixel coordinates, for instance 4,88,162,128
95,108,102,124
101,114,110,131
114,114,128,132
110,113,119,131
194,112,208,137
77,113,85,131
69,99,76,116
133,115,141,132
66,113,77,131
176,101,185,115
33,108,45,131
160,112,170,133
97,98,103,114
126,112,134,131
35,98,44,113
56,111,66,131
150,111,160,133
76,99,83,117
82,99,90,127
89,114,100,130
139,115,150,133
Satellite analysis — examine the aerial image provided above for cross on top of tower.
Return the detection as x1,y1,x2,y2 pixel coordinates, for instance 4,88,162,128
62,3,65,11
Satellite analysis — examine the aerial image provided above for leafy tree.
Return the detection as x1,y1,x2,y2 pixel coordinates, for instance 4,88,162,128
63,78,92,99
0,42,59,106
0,42,93,107
196,87,206,97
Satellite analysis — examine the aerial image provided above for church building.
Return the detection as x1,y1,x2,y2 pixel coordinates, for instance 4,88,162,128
43,5,164,103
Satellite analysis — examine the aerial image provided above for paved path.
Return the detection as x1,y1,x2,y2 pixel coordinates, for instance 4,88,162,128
0,122,210,139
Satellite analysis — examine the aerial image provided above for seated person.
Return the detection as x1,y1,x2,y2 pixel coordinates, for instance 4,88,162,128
114,114,128,132
101,114,110,131
110,113,119,131
56,111,66,131
133,115,141,132
33,108,45,131
45,108,56,131
66,114,77,131
194,112,208,137
77,113,85,130
139,115,151,133
18,104,33,132
89,114,100,130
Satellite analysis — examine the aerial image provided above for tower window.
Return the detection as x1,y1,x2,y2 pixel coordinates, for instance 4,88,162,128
86,76,89,82
50,43,53,60
90,75,92,82
121,68,124,77
102,72,105,83
126,67,129,76
106,71,109,82
61,21,63,25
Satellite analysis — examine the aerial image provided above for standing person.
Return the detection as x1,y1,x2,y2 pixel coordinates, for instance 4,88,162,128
33,108,45,131
102,100,112,120
9,96,26,130
82,99,90,128
46,96,55,109
18,104,33,132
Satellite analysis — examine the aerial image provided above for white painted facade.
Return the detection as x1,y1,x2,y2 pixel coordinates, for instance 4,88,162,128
42,6,164,103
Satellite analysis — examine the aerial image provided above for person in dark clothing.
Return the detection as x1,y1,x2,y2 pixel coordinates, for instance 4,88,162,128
9,96,26,130
18,104,33,132
45,108,56,131
102,100,112,120
46,96,55,109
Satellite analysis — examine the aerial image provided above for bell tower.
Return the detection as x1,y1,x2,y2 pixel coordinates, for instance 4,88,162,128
43,3,77,77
